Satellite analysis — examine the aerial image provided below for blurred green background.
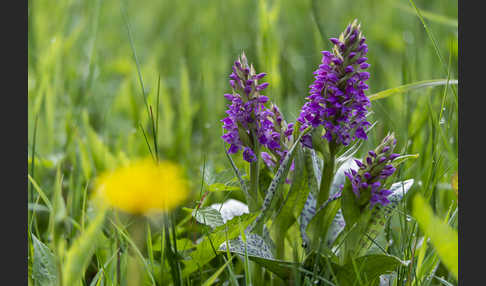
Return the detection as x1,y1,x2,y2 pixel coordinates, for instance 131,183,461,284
28,0,457,282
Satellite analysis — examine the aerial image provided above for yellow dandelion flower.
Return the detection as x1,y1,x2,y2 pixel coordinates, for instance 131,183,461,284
94,158,188,215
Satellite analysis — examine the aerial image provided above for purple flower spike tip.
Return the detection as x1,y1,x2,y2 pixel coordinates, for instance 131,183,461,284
297,20,371,146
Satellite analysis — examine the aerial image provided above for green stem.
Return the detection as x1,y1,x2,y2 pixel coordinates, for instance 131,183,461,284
251,261,263,286
128,216,146,286
318,144,336,206
249,145,262,212
275,228,286,259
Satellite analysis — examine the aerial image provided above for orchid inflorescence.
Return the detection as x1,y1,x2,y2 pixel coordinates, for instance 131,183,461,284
221,53,293,163
298,19,371,148
344,133,399,208
221,20,409,213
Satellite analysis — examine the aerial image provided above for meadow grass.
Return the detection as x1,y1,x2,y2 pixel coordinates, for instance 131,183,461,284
28,0,457,285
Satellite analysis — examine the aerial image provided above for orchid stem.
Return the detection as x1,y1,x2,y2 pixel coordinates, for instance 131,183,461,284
318,143,336,206
249,142,262,212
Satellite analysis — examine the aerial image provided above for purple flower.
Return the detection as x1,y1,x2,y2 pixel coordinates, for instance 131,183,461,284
221,53,276,162
389,153,400,161
301,134,313,149
243,147,257,162
297,19,371,146
222,53,297,165
261,152,276,168
344,133,399,207
257,104,297,183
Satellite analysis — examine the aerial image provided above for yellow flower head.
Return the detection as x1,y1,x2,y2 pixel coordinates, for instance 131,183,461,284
94,158,189,215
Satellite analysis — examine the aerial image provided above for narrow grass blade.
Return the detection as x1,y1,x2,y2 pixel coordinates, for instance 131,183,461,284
369,79,457,101
395,3,457,28
201,256,234,286
110,219,157,285
28,174,53,211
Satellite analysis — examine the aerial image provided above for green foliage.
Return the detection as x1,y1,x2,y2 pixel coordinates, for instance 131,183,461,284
335,254,408,286
32,234,58,286
63,209,107,286
201,256,234,286
413,194,458,279
182,212,259,278
28,0,458,284
192,207,225,229
368,79,457,101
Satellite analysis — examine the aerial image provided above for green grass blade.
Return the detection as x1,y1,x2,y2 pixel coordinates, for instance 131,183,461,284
369,79,458,101
395,3,457,28
28,174,53,211
412,194,458,279
201,256,234,286
408,0,447,69
63,208,107,286
110,219,157,285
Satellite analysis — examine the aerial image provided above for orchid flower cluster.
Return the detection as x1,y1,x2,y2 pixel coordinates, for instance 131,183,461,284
345,134,399,208
216,20,415,274
298,20,371,148
221,53,292,164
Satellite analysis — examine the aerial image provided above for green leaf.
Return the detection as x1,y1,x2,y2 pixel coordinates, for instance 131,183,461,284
219,233,273,259
308,148,322,190
412,194,458,279
223,144,251,200
336,254,407,286
368,79,458,101
182,212,259,278
299,193,316,248
32,234,58,286
207,182,241,192
341,179,360,229
62,208,106,286
152,237,195,252
192,207,225,228
326,209,345,247
391,154,420,167
305,195,341,250
249,128,310,232
273,145,308,234
248,256,297,281
300,157,355,249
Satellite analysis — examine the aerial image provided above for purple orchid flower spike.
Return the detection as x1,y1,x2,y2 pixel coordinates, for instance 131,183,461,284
298,19,371,147
344,133,400,208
